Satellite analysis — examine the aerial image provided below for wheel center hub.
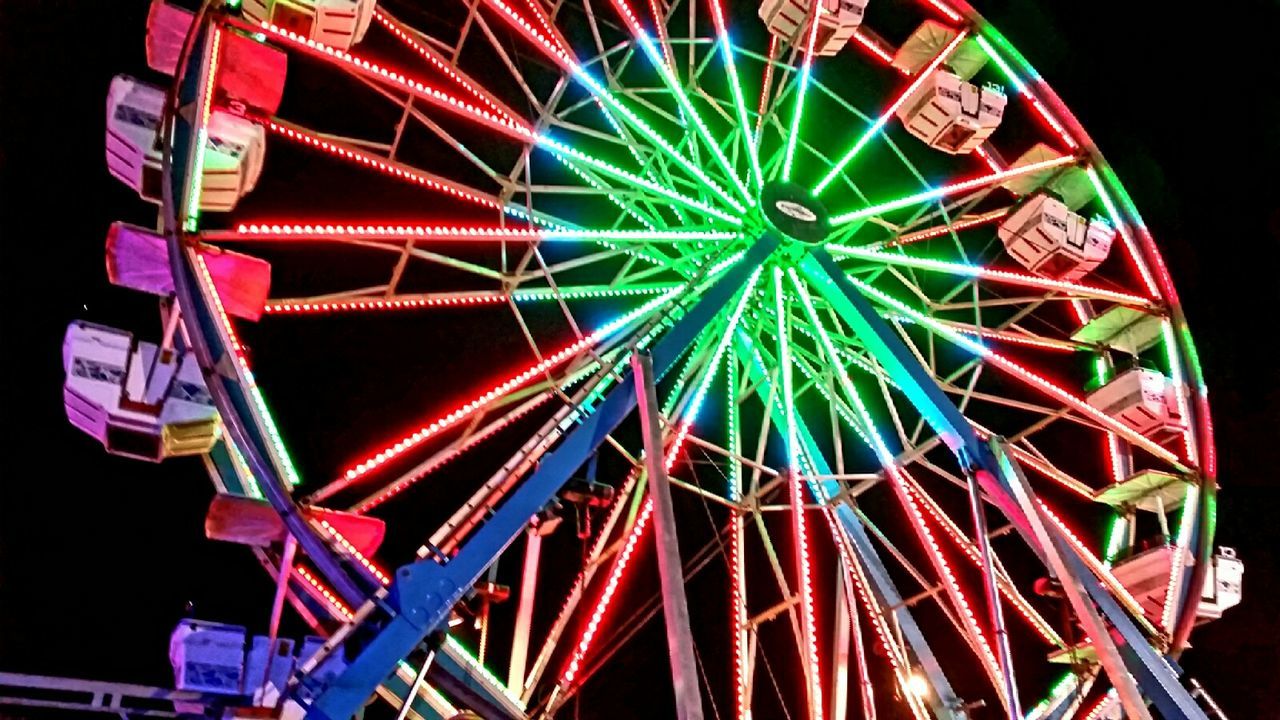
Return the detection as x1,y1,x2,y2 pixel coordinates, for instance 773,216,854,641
759,181,831,248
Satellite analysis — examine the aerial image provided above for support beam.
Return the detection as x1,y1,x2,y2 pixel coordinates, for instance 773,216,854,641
634,353,705,720
508,530,542,692
304,236,778,720
830,559,851,720
965,471,1021,719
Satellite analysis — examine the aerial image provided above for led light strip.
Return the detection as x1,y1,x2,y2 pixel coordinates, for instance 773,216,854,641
903,477,1062,645
393,661,459,717
295,565,355,620
183,27,222,232
1037,501,1158,635
919,0,962,23
559,277,758,693
252,21,534,140
378,0,681,229
974,35,1079,152
829,155,1077,225
832,245,1155,307
725,357,750,720
319,519,391,586
757,35,780,136
850,29,897,67
350,388,560,513
332,289,680,492
974,144,1003,174
537,136,743,225
814,29,970,196
876,207,1010,249
781,0,826,182
194,255,303,486
481,0,744,212
817,506,928,720
443,637,526,709
262,285,677,316
264,120,503,210
1081,690,1119,720
371,10,525,128
706,0,764,189
773,268,824,718
633,27,751,202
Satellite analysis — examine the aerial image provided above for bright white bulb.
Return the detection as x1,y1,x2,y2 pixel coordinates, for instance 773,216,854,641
906,672,929,699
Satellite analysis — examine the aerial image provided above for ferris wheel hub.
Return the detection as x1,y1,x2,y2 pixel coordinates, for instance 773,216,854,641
759,181,831,248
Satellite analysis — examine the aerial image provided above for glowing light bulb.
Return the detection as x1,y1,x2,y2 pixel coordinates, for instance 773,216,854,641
906,671,930,699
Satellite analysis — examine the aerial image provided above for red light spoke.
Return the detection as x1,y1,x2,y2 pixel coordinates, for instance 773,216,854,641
560,424,697,691
818,509,929,720
266,293,509,315
371,10,526,129
919,0,962,23
851,29,898,68
878,208,1010,249
1026,94,1079,151
250,20,534,141
903,478,1061,645
263,120,502,210
792,474,824,720
320,520,391,586
351,390,557,513
886,467,1004,690
974,144,1003,173
295,565,356,621
335,336,601,491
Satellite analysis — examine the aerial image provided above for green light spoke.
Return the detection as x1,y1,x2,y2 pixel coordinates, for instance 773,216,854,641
708,11,764,191
545,150,663,231
538,138,742,225
780,1,824,182
486,0,744,214
772,267,800,469
634,30,753,205
813,30,969,197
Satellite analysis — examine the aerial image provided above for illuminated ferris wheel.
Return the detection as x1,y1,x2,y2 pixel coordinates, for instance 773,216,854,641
51,0,1246,718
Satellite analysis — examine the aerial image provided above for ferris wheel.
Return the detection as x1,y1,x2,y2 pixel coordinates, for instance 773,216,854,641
52,0,1247,718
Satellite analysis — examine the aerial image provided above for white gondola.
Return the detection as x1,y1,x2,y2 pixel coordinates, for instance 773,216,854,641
758,0,869,57
170,619,247,695
106,75,265,212
242,0,377,51
997,191,1115,282
1110,545,1243,625
1086,367,1185,442
63,320,220,462
896,69,1006,154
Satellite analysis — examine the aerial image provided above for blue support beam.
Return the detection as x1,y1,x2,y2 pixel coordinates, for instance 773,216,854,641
797,248,1208,720
305,236,779,720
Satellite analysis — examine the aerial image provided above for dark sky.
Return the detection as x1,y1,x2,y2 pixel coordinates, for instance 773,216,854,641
2,1,1277,718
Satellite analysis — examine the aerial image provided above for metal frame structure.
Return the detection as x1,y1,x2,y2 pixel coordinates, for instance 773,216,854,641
57,0,1229,718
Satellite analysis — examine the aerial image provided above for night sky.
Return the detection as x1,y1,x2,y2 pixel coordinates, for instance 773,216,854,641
2,1,1278,718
